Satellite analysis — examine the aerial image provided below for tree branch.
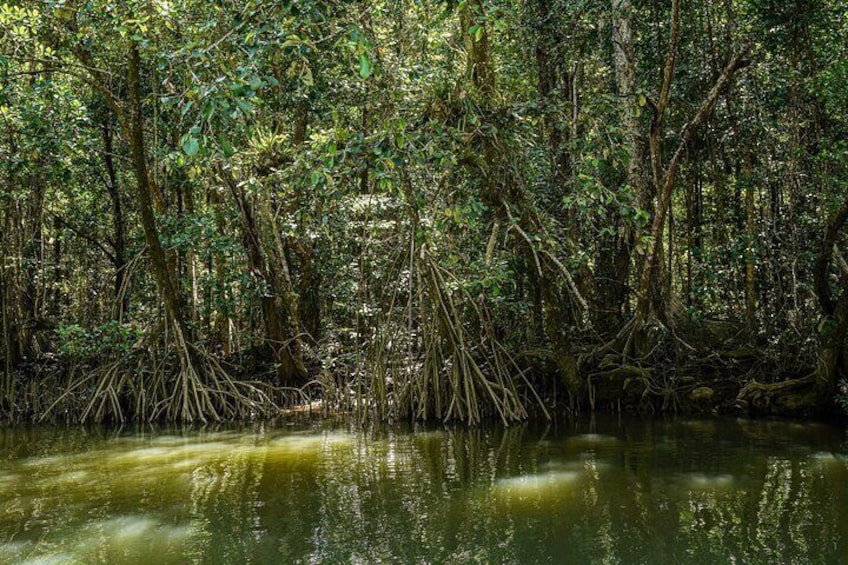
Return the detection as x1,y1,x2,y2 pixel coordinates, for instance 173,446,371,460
661,45,752,209
657,0,681,117
48,210,116,264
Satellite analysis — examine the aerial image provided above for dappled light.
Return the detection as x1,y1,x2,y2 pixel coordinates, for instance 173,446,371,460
0,0,846,560
0,0,846,425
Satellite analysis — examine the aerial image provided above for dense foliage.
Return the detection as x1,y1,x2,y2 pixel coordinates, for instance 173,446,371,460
0,0,846,422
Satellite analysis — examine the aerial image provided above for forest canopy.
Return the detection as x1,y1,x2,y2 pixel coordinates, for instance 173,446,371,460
0,0,847,423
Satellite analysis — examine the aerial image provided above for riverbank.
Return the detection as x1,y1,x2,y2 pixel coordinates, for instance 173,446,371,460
2,339,845,425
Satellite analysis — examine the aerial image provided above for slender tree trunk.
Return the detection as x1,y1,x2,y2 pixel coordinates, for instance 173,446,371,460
298,246,321,340
744,152,757,335
632,0,682,339
260,191,309,383
222,170,308,385
101,115,129,320
685,158,704,310
49,216,61,318
20,170,45,359
594,0,647,330
207,188,231,353
291,103,321,340
533,0,574,198
631,38,750,349
533,0,577,336
0,139,21,372
613,0,642,195
127,42,191,344
0,233,12,397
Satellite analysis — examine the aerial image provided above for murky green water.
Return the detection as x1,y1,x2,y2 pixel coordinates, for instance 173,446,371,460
1,416,846,564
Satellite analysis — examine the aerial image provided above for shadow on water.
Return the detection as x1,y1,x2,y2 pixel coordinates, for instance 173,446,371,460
0,416,846,564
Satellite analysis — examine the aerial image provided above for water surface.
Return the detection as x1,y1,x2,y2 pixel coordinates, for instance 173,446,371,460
1,416,846,564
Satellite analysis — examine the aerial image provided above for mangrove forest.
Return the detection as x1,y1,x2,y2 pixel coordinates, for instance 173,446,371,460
1,0,848,424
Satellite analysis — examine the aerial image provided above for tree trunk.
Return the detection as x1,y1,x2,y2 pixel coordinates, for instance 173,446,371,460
460,0,495,100
0,141,21,373
631,39,750,351
744,151,757,335
292,239,321,341
594,0,648,331
813,194,848,395
292,103,321,341
207,188,231,353
19,169,45,360
260,190,309,384
127,43,191,345
101,114,129,320
0,236,13,396
532,0,574,198
221,170,308,385
818,301,848,397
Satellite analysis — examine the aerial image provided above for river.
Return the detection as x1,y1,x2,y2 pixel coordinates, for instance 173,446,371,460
0,416,846,564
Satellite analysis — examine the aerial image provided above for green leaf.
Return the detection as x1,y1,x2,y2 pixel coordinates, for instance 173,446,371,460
182,136,199,157
219,138,235,158
235,99,253,114
300,64,314,87
248,76,263,90
358,53,372,79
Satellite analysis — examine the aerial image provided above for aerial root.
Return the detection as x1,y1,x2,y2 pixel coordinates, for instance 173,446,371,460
39,331,317,423
365,238,538,425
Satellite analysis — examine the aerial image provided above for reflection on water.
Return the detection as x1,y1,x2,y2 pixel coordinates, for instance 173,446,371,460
0,417,846,564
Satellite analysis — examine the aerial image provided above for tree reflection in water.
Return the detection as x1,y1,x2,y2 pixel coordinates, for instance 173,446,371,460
0,417,845,564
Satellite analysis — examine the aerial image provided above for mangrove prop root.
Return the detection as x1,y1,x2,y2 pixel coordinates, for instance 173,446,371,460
735,373,818,411
36,325,305,423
